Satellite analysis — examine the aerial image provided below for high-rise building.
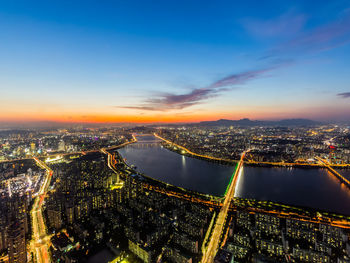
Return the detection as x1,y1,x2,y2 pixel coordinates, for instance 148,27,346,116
47,209,62,230
8,221,26,263
38,139,43,152
58,140,65,152
0,220,8,252
7,194,28,234
30,143,36,154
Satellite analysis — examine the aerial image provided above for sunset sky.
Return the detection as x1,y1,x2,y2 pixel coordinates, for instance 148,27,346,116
1,0,350,124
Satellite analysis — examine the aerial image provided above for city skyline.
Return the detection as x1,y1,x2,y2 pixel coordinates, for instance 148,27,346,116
1,125,350,263
2,2,350,262
1,0,350,124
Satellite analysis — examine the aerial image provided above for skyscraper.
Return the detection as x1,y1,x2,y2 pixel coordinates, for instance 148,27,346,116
8,221,27,263
30,142,36,154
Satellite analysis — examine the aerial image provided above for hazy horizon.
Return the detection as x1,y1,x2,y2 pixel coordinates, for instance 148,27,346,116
0,117,349,130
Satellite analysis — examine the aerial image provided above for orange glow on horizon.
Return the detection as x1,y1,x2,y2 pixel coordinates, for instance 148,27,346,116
0,112,227,124
2,104,349,124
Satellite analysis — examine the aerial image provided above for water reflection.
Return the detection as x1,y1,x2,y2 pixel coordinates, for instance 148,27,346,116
119,135,350,215
118,137,234,196
336,169,350,181
234,166,244,197
237,166,350,215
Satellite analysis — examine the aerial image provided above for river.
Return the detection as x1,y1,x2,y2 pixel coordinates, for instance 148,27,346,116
118,135,234,196
118,135,350,215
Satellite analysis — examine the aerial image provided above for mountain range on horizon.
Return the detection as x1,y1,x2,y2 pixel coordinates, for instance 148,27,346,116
196,118,323,127
1,118,349,130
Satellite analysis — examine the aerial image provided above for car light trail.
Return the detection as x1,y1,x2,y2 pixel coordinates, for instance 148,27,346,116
30,157,53,263
201,151,248,263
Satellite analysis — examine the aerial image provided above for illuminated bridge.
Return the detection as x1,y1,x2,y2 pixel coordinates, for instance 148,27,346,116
201,151,247,263
317,157,350,189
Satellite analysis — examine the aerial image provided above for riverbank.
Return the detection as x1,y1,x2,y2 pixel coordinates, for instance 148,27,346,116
113,134,350,216
154,133,237,165
161,142,237,166
110,149,224,202
154,133,350,170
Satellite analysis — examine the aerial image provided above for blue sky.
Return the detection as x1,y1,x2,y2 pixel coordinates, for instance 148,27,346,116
1,0,350,122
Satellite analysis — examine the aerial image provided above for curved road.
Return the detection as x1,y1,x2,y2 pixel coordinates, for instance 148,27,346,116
31,157,53,263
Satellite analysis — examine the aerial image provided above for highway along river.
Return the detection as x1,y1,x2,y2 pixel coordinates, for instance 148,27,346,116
118,135,350,215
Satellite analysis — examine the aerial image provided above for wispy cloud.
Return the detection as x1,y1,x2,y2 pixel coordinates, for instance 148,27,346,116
338,92,350,98
120,9,350,112
121,88,218,111
118,64,288,111
282,15,350,53
242,11,306,38
258,11,350,58
209,67,279,89
246,9,350,100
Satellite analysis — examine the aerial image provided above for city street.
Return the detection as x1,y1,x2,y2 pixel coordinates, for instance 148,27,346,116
30,157,53,263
